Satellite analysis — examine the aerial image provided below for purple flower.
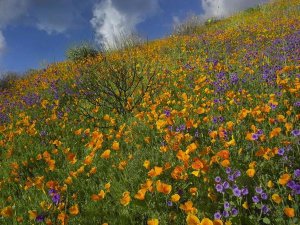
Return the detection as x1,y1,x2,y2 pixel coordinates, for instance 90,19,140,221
177,189,184,196
241,188,249,196
255,187,263,194
256,129,263,136
261,193,268,200
233,188,242,197
287,180,296,189
294,169,300,178
231,208,239,216
212,117,218,123
277,148,285,156
223,181,230,189
222,210,230,218
225,167,231,174
261,205,270,214
48,188,56,195
233,170,241,179
228,175,235,182
216,184,224,193
52,193,60,205
252,195,260,203
36,214,45,222
270,103,277,109
294,184,300,194
214,211,222,220
164,110,171,117
251,133,259,140
224,201,230,209
167,200,173,206
291,129,300,136
294,101,300,107
215,176,222,183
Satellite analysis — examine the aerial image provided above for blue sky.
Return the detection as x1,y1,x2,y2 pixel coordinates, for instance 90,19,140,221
0,0,268,74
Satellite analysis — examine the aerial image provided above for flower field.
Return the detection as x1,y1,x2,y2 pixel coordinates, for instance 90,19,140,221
0,0,300,224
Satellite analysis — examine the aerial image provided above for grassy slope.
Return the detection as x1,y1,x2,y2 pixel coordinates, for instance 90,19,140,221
1,0,300,224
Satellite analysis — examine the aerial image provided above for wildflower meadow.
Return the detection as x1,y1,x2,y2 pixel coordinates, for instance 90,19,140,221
0,0,300,224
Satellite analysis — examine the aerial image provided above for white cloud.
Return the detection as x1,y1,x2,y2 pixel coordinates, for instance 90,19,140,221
200,0,269,19
91,0,159,48
0,0,29,27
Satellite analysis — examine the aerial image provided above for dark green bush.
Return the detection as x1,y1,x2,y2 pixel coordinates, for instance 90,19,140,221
67,50,161,119
173,15,221,36
66,43,99,62
0,72,19,90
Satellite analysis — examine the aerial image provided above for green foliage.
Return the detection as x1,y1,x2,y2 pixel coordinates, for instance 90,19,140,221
66,43,99,62
0,72,19,90
173,15,221,36
104,32,146,52
244,5,262,14
173,15,204,36
68,50,161,118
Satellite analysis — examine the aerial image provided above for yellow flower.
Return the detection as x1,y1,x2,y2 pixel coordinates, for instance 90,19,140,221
200,218,213,225
74,128,82,135
134,188,147,200
242,201,249,209
57,212,68,224
28,210,37,220
278,173,291,185
171,194,180,202
120,191,131,206
69,204,79,215
105,183,111,191
156,180,172,194
220,159,230,167
101,150,111,159
269,127,281,138
284,207,295,218
267,180,274,188
213,220,223,225
147,218,159,225
189,187,198,196
143,160,151,169
246,168,255,177
186,214,201,225
148,167,163,177
180,201,197,214
271,194,282,204
112,141,120,151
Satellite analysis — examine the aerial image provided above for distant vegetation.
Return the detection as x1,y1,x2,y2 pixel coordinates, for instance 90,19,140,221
0,72,19,90
66,43,99,62
173,15,221,36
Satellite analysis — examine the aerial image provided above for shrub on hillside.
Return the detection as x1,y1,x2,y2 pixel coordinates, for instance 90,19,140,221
104,32,146,51
65,50,161,120
0,72,19,90
66,43,99,62
173,15,220,36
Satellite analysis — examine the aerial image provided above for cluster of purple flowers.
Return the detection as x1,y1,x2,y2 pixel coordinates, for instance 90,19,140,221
48,188,60,205
215,168,246,194
287,169,300,195
251,129,264,140
212,116,225,124
164,109,171,117
21,93,41,107
251,186,270,214
291,129,300,137
214,202,239,220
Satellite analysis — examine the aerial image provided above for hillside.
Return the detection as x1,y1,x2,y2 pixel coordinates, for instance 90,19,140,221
0,0,300,224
